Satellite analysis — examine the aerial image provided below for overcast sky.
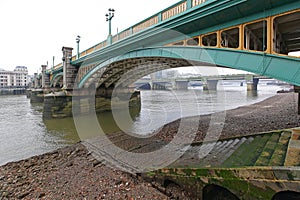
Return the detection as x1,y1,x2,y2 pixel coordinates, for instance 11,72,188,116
0,0,182,74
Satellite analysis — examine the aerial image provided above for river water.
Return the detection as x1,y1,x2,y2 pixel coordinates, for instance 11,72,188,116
0,80,290,166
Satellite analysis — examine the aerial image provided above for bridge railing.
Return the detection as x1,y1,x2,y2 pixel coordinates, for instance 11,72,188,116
79,1,206,59
192,0,206,7
162,1,187,21
50,0,208,71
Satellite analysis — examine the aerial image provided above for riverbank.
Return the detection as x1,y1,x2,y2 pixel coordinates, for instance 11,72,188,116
0,143,169,199
0,93,299,199
153,92,300,142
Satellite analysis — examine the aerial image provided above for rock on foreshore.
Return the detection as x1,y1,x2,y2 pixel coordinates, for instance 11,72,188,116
0,143,169,199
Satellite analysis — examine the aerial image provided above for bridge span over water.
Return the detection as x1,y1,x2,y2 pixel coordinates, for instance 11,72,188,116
28,1,300,199
38,0,300,91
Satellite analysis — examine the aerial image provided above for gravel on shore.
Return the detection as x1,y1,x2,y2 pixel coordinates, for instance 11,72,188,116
0,143,168,199
154,93,300,142
0,93,299,199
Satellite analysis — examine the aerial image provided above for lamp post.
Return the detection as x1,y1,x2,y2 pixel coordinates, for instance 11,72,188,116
105,8,115,45
76,35,81,59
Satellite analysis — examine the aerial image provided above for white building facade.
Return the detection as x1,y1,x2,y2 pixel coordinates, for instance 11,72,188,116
0,66,29,87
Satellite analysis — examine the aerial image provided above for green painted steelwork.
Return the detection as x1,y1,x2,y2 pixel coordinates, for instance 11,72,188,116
50,72,63,87
69,0,300,67
78,46,300,88
48,0,300,89
46,67,63,75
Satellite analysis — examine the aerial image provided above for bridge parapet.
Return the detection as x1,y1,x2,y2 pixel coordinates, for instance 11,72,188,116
48,0,210,71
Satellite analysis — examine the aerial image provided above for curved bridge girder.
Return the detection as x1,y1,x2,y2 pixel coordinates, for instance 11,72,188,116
50,72,63,88
78,46,300,89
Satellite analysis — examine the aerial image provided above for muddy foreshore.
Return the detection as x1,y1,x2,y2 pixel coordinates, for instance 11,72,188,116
0,93,299,199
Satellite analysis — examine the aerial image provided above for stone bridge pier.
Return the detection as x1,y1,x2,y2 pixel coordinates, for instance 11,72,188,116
41,65,50,89
203,79,218,91
29,68,49,103
43,86,141,119
174,80,189,90
247,77,259,91
42,47,141,119
245,74,259,91
62,47,78,90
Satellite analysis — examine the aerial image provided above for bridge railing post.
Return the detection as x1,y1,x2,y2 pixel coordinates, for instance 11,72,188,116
186,0,192,9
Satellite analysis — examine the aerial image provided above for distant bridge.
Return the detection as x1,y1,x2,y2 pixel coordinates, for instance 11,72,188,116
134,74,271,90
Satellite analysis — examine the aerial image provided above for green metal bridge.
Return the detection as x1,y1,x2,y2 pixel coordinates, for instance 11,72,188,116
35,0,300,199
45,0,300,90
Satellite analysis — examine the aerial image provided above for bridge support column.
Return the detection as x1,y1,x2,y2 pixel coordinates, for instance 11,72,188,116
43,87,141,119
62,47,77,90
152,83,167,90
174,80,188,90
30,89,44,103
41,65,50,89
43,91,73,118
294,86,300,115
33,73,41,89
203,80,218,91
247,78,259,91
298,92,300,115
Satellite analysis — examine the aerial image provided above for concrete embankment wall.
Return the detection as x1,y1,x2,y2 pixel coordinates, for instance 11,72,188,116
0,88,27,95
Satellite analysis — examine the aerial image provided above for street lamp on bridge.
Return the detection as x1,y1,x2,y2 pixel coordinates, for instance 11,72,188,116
105,8,115,45
76,35,81,59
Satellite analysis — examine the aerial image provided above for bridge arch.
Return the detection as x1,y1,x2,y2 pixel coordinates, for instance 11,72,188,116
163,179,189,199
77,46,300,89
202,184,240,200
272,191,300,200
50,72,63,88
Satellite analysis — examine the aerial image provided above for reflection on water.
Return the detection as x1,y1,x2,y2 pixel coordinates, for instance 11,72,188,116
0,81,290,165
247,90,258,98
0,96,79,166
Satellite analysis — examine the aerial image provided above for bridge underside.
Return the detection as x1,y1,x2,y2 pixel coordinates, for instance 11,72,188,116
78,47,300,89
79,57,193,89
50,72,63,88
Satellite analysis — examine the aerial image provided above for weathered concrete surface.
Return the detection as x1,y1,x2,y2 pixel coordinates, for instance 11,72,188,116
29,89,45,103
43,90,141,119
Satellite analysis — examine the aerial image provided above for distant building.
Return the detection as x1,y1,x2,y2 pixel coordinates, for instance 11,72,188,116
0,66,29,88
